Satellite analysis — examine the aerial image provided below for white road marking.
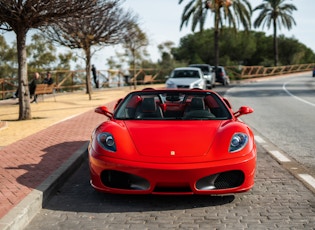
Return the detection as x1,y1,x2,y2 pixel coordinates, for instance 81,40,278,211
283,81,315,107
269,150,291,162
298,174,315,190
254,135,266,144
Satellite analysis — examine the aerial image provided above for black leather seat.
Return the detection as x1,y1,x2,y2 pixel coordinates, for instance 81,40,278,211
190,97,205,110
135,97,163,119
184,97,215,119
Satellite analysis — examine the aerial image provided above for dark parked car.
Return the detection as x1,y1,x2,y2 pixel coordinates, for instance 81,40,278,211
213,66,230,86
313,67,315,77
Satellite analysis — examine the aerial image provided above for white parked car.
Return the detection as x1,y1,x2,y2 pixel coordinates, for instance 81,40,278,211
189,64,216,89
165,67,206,89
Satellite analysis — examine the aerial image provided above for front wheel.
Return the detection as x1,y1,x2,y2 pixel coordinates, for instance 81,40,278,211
206,81,212,89
222,79,229,86
225,77,230,86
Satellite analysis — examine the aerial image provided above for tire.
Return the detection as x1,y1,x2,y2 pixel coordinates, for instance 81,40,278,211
206,81,212,89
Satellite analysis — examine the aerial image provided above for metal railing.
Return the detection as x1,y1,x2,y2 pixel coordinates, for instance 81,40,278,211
225,63,314,80
1,64,314,100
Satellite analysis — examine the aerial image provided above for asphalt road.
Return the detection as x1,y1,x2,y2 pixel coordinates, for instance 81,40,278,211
24,82,315,229
226,73,315,176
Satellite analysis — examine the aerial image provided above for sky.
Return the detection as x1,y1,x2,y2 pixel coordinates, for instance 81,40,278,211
2,0,314,70
93,0,315,69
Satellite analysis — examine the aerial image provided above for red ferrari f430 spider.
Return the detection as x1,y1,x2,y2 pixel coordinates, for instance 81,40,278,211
88,88,256,195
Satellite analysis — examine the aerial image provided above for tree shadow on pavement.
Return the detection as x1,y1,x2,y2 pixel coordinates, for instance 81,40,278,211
5,141,88,190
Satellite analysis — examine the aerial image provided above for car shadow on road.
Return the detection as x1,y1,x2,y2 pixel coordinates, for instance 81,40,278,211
43,158,235,213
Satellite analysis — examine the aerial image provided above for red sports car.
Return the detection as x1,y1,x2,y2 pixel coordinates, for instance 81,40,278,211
88,88,256,195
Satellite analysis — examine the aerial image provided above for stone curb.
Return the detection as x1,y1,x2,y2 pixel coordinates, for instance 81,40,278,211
0,142,89,230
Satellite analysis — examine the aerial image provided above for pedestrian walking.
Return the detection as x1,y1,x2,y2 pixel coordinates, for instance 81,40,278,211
91,65,99,88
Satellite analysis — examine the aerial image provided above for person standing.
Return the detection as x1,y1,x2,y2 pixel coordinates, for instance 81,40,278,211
30,72,40,103
91,65,99,88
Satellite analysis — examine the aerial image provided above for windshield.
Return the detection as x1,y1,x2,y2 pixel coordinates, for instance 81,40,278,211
191,65,210,74
171,69,201,78
114,90,232,120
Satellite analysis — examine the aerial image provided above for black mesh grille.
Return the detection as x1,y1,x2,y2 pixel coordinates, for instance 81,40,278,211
214,170,245,189
101,170,150,190
196,170,245,190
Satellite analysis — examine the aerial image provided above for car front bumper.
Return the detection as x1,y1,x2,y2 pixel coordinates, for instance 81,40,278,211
89,148,256,195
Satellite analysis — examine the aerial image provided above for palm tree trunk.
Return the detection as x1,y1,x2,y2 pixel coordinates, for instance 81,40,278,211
214,5,220,72
273,19,278,66
132,49,137,90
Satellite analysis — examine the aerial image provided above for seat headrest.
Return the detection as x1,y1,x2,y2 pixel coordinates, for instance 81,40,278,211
190,97,205,110
141,97,157,112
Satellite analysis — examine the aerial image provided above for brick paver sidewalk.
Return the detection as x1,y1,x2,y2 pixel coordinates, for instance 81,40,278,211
0,100,115,221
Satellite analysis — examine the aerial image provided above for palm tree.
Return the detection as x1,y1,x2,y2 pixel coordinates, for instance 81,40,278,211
179,0,252,68
253,0,297,66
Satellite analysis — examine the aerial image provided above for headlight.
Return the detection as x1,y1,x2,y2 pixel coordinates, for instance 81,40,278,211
229,133,248,153
97,132,116,152
166,81,176,88
192,80,203,88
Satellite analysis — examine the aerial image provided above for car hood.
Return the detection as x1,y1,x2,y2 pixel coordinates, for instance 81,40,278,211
167,78,202,85
124,120,222,157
